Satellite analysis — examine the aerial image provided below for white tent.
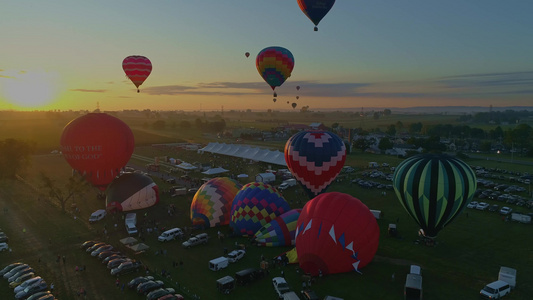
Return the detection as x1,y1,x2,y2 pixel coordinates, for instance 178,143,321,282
175,162,198,171
202,167,230,175
199,143,287,166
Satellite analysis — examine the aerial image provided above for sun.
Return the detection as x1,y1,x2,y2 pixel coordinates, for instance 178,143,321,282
1,70,61,109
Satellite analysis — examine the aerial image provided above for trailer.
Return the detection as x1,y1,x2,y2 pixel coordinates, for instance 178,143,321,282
510,212,531,224
499,266,517,289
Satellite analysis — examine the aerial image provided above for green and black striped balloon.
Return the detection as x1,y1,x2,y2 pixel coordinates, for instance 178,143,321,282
392,154,477,238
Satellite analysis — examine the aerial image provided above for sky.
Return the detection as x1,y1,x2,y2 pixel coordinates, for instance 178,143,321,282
1,1,532,112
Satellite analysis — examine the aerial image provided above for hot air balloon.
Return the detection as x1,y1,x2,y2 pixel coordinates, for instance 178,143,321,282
190,177,243,228
285,130,346,198
230,182,291,237
292,102,297,109
296,96,299,100
295,192,380,276
122,55,152,93
60,113,135,191
296,85,301,91
392,154,477,239
297,0,336,31
273,98,277,103
245,52,250,58
256,46,294,99
254,209,301,247
106,173,159,212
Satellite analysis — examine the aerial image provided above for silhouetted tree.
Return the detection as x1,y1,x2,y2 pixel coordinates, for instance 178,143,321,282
0,139,35,179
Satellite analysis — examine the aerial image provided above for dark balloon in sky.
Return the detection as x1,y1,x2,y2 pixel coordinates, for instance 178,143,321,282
297,0,336,31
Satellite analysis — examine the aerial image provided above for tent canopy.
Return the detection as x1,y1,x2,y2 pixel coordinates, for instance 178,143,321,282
128,243,149,251
199,143,287,166
202,167,229,175
120,237,138,245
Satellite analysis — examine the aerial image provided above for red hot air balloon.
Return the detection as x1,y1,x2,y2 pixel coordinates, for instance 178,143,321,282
295,192,380,276
60,113,135,191
285,130,346,198
122,55,152,93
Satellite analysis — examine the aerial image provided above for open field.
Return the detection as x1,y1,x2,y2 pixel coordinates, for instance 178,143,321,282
1,147,532,300
1,111,532,299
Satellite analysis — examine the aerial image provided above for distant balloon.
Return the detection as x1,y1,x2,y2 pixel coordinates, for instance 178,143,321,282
295,192,380,276
106,173,159,212
393,154,477,239
296,85,301,91
287,101,290,104
254,209,302,247
256,46,294,98
190,177,242,228
122,55,152,93
230,182,291,236
285,130,346,198
292,102,297,109
273,98,277,103
60,113,135,191
297,0,336,31
296,96,299,100
245,52,250,58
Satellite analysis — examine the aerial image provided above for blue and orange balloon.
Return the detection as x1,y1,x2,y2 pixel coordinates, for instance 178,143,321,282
256,46,294,98
285,130,346,198
297,0,336,31
230,182,291,237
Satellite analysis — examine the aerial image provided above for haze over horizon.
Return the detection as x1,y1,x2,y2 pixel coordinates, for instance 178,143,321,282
1,1,532,112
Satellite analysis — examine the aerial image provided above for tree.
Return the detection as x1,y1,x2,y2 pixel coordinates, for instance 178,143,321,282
40,172,89,212
386,124,396,136
152,120,166,130
378,137,393,151
353,137,375,152
0,139,35,179
383,109,392,116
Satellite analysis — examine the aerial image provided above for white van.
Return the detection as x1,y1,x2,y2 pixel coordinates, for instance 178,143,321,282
158,228,183,242
209,256,229,271
480,280,511,299
89,209,106,223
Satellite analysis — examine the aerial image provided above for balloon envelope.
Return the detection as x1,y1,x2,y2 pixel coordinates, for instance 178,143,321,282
230,182,291,236
60,113,135,191
106,173,159,212
284,130,346,198
295,192,379,276
190,177,243,228
254,209,302,247
297,0,336,30
122,55,152,91
245,52,250,58
392,154,477,238
256,46,294,91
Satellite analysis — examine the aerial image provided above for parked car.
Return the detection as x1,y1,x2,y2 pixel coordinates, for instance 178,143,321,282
235,268,265,286
102,254,125,265
86,242,106,253
9,272,35,288
301,289,320,300
107,258,130,269
15,281,48,299
227,249,246,263
272,277,291,298
0,242,9,251
0,262,24,276
0,232,9,243
33,293,54,300
488,204,500,212
182,233,208,248
137,280,164,294
500,207,513,215
476,202,490,210
127,275,154,289
14,277,42,294
80,240,99,250
26,291,51,300
98,250,121,260
467,201,479,209
91,244,113,256
157,294,185,300
147,287,175,300
3,264,29,279
9,267,34,283
110,260,142,276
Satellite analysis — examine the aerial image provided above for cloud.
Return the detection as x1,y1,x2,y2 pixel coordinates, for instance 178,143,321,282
436,71,533,89
69,89,107,93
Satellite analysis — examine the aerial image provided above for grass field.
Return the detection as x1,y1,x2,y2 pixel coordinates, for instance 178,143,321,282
1,111,532,299
1,148,532,300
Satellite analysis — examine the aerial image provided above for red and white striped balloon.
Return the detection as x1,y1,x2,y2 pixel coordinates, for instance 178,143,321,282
122,55,152,93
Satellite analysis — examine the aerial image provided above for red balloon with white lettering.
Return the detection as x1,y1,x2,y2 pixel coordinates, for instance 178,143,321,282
60,113,135,191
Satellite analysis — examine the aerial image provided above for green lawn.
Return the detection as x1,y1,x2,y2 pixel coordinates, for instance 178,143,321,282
1,149,532,300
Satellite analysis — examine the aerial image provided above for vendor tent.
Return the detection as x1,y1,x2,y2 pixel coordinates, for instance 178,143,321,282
120,237,138,245
199,143,287,166
128,243,149,252
202,167,229,175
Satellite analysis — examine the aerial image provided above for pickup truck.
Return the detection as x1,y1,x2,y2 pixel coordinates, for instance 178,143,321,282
272,277,291,298
227,249,245,263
